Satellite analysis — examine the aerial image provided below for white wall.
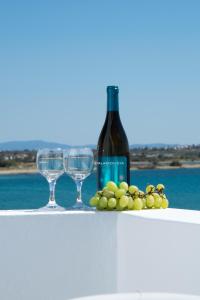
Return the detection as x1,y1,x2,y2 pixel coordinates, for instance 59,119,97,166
0,211,117,300
0,209,199,300
117,210,200,295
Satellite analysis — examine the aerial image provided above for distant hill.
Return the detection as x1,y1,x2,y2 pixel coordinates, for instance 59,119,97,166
0,140,69,151
0,140,185,151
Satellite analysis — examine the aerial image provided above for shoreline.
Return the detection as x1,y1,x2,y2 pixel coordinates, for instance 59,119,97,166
131,164,200,170
1,164,200,175
0,169,38,175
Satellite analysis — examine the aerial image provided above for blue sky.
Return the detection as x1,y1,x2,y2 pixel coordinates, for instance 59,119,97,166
0,0,200,145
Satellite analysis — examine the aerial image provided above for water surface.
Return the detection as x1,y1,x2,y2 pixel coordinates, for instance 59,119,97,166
0,169,200,210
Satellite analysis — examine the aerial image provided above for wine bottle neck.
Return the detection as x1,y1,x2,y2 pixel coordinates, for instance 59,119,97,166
107,86,119,112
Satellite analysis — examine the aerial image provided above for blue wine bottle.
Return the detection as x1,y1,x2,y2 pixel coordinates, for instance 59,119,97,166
97,86,130,189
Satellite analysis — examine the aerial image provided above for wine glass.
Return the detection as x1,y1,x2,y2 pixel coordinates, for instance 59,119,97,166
37,148,65,211
63,147,94,210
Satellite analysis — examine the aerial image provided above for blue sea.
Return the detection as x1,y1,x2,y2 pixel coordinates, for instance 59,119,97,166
0,169,200,210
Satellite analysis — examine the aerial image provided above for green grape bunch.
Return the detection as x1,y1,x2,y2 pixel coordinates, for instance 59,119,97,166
90,181,169,211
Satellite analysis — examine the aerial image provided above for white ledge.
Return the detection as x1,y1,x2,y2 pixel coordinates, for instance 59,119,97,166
0,208,199,300
0,208,200,224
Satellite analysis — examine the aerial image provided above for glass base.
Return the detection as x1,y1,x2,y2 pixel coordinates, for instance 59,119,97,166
38,203,65,212
67,201,94,211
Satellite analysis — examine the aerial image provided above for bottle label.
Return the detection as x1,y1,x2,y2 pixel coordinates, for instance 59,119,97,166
97,156,127,189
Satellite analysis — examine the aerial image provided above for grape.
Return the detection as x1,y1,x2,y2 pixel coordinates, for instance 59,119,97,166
146,185,155,194
139,190,145,197
152,193,162,208
142,197,146,209
89,197,99,207
152,192,160,199
128,185,139,195
146,195,154,208
119,195,129,208
108,197,117,209
93,182,169,211
115,188,126,198
161,197,169,209
106,181,118,192
157,184,165,192
134,190,139,197
116,203,124,211
98,197,108,209
133,198,143,210
102,190,115,199
95,191,103,197
128,197,134,209
119,181,129,191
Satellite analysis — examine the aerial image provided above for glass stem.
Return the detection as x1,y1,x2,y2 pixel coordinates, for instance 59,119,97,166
48,180,56,207
76,180,83,204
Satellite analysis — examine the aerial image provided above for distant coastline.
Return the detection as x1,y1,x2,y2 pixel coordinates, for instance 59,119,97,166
1,163,200,175
1,144,200,175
